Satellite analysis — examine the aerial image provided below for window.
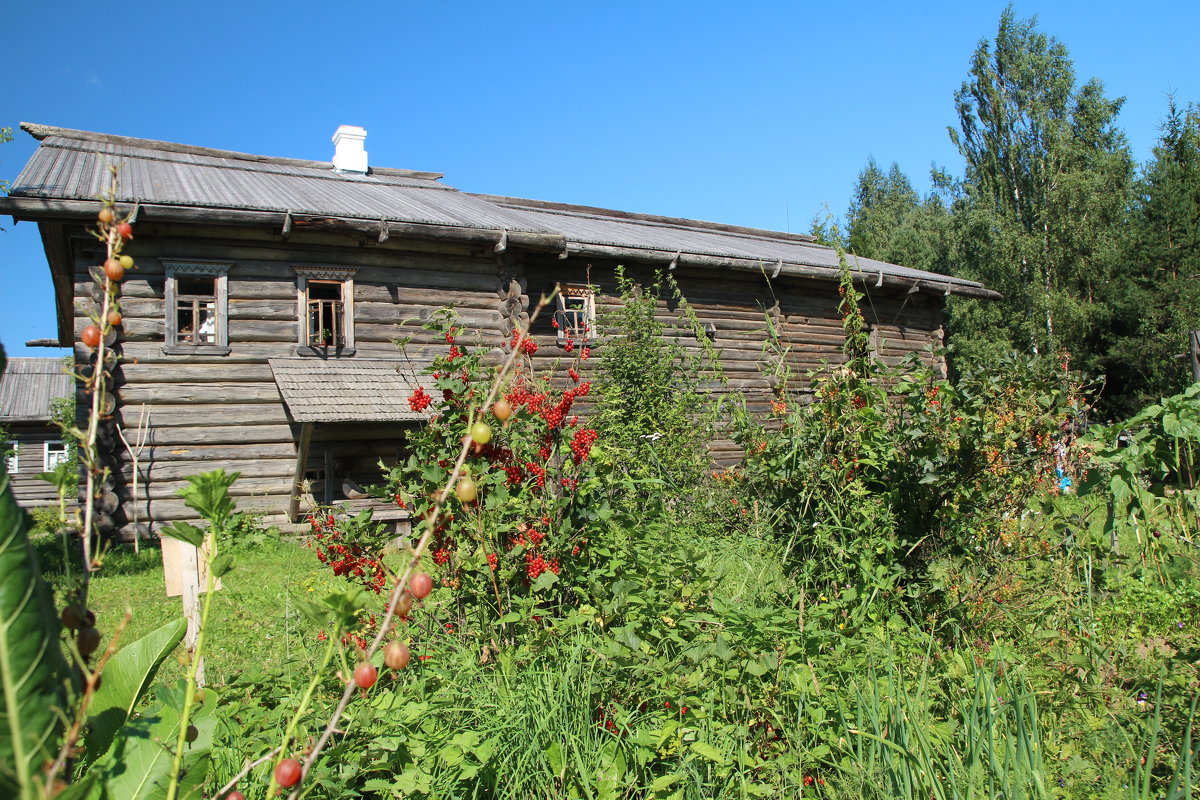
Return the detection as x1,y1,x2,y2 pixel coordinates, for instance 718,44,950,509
295,267,357,355
44,441,68,471
554,286,595,347
163,260,231,354
5,442,17,474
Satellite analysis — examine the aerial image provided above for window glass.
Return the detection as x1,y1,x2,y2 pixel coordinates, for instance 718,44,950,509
44,441,68,471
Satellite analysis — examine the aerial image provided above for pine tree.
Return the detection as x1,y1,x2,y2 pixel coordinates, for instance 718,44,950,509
944,5,1133,374
1104,101,1200,412
844,158,949,274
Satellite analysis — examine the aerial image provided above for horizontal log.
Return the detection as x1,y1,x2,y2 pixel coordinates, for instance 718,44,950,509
117,364,276,384
116,442,297,462
131,424,296,446
114,403,291,428
122,458,294,482
118,383,283,404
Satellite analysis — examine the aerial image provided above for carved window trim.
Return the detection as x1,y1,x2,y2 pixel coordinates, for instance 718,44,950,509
162,260,232,355
554,285,595,347
294,266,358,356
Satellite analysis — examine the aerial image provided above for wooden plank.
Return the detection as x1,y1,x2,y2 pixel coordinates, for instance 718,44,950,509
135,424,295,446
288,422,312,524
118,383,283,404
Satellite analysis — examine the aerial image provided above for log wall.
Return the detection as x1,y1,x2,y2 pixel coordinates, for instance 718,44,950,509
64,223,945,540
5,425,66,510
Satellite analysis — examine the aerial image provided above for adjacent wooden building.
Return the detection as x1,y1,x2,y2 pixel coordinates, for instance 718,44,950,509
0,357,74,510
0,123,997,540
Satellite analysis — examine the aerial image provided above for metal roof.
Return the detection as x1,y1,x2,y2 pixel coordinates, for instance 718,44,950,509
269,359,433,423
0,358,75,422
482,196,984,289
10,125,552,234
4,123,994,298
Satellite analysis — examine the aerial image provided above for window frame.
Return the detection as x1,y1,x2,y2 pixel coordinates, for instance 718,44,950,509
162,260,232,355
5,441,18,474
294,267,357,356
43,440,68,471
554,285,595,347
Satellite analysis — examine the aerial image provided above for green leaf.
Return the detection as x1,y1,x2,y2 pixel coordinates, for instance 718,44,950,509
210,553,234,578
96,689,219,800
175,470,240,532
0,466,72,799
650,773,685,793
82,618,186,766
530,570,558,593
159,521,204,548
691,741,727,764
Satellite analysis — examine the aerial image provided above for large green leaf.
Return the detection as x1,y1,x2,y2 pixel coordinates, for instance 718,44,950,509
0,461,72,798
96,689,219,800
82,618,186,766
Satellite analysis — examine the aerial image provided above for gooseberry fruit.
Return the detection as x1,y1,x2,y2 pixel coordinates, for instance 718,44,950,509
470,421,492,445
77,627,101,657
384,640,410,670
185,724,199,743
118,254,134,270
493,399,513,421
97,208,114,224
275,758,302,788
81,325,102,349
225,792,246,800
107,311,123,327
353,663,378,689
456,475,478,503
396,591,414,618
116,222,133,240
410,572,433,600
104,258,124,281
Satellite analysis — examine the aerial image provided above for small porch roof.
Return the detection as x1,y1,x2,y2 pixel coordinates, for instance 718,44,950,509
268,359,432,423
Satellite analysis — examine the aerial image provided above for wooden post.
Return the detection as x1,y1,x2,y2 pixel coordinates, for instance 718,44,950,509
1189,330,1200,384
288,422,313,523
161,536,215,686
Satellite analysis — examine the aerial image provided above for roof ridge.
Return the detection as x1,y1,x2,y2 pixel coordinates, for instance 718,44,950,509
19,122,445,181
473,193,817,244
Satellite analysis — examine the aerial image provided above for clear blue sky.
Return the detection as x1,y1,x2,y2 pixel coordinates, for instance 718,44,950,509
1,0,1196,358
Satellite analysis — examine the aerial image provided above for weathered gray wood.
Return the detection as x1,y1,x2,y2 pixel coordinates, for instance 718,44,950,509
118,384,283,404
288,422,312,524
135,424,295,446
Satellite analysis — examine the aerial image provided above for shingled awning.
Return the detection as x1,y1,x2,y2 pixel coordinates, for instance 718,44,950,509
268,359,432,423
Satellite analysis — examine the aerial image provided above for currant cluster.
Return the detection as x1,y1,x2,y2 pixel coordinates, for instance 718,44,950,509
407,386,433,412
309,514,388,594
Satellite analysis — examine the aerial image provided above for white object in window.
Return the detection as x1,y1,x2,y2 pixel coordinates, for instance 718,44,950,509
295,267,357,353
555,286,595,347
5,442,18,474
44,440,68,471
163,260,232,353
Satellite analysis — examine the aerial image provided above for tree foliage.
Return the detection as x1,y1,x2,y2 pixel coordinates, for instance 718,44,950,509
1103,102,1200,414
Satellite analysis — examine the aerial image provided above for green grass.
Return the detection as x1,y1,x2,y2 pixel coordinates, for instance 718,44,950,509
36,533,329,687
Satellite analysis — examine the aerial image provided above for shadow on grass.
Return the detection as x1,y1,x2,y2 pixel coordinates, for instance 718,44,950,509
32,531,164,580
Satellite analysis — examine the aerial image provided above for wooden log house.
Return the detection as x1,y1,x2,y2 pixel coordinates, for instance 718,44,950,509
0,357,74,510
0,123,998,541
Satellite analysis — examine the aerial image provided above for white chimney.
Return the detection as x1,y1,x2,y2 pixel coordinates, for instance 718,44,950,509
331,125,368,173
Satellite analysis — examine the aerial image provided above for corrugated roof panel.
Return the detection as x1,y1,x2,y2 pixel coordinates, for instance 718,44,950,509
6,125,987,294
12,136,556,234
0,358,75,422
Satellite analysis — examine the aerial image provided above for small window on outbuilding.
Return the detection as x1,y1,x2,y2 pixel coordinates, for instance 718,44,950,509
5,442,18,474
294,267,357,355
555,286,595,347
163,260,232,355
44,440,68,471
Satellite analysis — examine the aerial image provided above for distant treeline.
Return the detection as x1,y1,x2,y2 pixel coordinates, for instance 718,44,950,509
814,5,1200,419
